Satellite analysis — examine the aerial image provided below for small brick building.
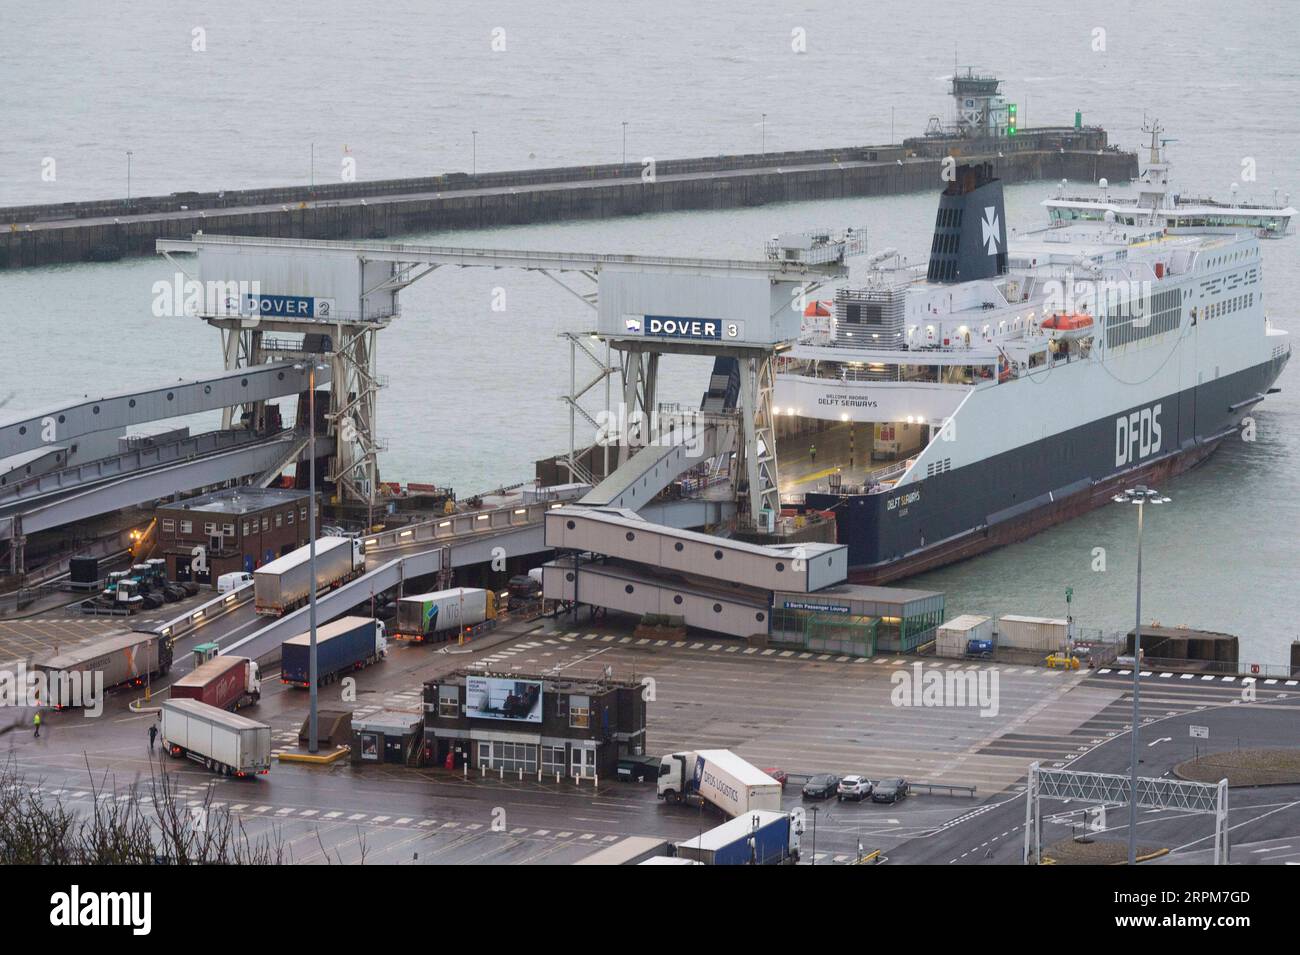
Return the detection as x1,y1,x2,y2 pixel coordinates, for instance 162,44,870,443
156,486,315,585
423,669,647,780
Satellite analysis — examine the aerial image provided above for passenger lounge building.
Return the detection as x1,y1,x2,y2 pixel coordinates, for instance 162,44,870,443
423,669,647,780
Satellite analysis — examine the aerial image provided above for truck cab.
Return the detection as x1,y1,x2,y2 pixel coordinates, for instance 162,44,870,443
657,752,693,803
374,620,388,656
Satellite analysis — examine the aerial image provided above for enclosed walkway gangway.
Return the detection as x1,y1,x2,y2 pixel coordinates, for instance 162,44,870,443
542,505,848,638
0,360,326,462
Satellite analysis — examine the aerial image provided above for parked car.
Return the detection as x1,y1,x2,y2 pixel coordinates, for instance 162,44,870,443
762,767,789,786
801,773,841,799
872,777,910,804
837,775,873,802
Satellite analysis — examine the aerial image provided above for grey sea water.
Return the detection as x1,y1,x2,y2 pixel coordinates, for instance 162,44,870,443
0,0,1295,662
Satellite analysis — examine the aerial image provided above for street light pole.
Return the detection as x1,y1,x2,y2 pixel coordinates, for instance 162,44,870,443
761,113,767,156
126,150,133,209
1113,484,1170,864
809,805,819,865
622,121,628,166
472,130,478,175
307,364,319,753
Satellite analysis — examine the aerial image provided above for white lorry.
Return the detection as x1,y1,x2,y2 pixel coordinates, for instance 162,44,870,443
253,536,362,615
656,749,783,817
160,698,272,776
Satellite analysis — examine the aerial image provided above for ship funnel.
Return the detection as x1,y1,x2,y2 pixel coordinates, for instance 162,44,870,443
926,161,1007,284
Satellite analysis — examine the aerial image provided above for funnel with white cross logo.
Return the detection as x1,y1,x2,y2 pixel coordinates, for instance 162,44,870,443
926,162,1007,284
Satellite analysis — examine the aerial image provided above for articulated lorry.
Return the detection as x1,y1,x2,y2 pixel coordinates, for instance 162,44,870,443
657,749,782,817
34,631,173,707
393,587,496,642
254,536,362,616
674,810,802,865
160,698,271,776
170,655,261,711
281,616,387,687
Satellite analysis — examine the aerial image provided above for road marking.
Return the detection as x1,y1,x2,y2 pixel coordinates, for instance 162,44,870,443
300,810,318,817
1180,673,1195,680
347,813,366,821
1159,672,1172,678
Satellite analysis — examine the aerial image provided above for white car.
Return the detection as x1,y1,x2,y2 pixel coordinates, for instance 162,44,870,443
837,775,873,802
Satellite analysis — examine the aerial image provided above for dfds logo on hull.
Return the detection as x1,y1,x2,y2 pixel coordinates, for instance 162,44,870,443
1115,403,1163,467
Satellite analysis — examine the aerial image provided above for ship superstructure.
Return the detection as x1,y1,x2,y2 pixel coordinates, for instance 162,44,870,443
1044,120,1295,238
778,152,1291,582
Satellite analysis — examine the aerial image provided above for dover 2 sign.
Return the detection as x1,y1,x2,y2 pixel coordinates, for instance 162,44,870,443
242,293,336,320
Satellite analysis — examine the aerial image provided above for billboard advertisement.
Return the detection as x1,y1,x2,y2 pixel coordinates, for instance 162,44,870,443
465,676,543,723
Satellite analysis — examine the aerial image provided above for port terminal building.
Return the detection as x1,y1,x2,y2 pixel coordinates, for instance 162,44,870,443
422,668,647,779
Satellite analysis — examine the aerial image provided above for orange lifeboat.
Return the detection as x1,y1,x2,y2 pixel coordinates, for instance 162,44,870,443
1041,312,1094,331
804,300,832,317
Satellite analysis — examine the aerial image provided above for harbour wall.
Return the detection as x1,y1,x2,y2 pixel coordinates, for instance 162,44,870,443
0,127,1137,270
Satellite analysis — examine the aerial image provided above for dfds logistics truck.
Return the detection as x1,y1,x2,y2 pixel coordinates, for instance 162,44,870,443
656,749,782,817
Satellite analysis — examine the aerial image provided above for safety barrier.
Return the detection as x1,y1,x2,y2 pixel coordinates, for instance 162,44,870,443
153,582,253,641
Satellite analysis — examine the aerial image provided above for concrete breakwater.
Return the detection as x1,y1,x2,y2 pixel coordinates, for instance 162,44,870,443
0,127,1135,269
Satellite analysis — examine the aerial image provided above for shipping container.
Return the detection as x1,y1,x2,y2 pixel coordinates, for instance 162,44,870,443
170,655,261,711
393,588,495,642
936,614,995,658
674,810,801,865
997,614,1069,652
161,698,271,776
281,616,387,687
254,536,360,616
34,631,173,707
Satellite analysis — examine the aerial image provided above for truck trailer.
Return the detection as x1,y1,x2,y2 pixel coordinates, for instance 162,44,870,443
170,655,261,711
34,631,173,708
657,749,782,817
253,536,361,616
674,810,802,865
281,616,387,687
393,587,496,642
160,698,271,776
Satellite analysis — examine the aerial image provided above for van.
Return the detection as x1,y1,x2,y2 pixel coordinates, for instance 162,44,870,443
217,571,253,593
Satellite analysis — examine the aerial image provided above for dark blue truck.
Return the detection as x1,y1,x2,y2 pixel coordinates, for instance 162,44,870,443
281,616,387,687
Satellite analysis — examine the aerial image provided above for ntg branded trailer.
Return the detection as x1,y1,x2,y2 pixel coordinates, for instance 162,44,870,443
393,587,495,642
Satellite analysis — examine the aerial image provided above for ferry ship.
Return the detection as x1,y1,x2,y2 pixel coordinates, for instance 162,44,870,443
778,124,1292,583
